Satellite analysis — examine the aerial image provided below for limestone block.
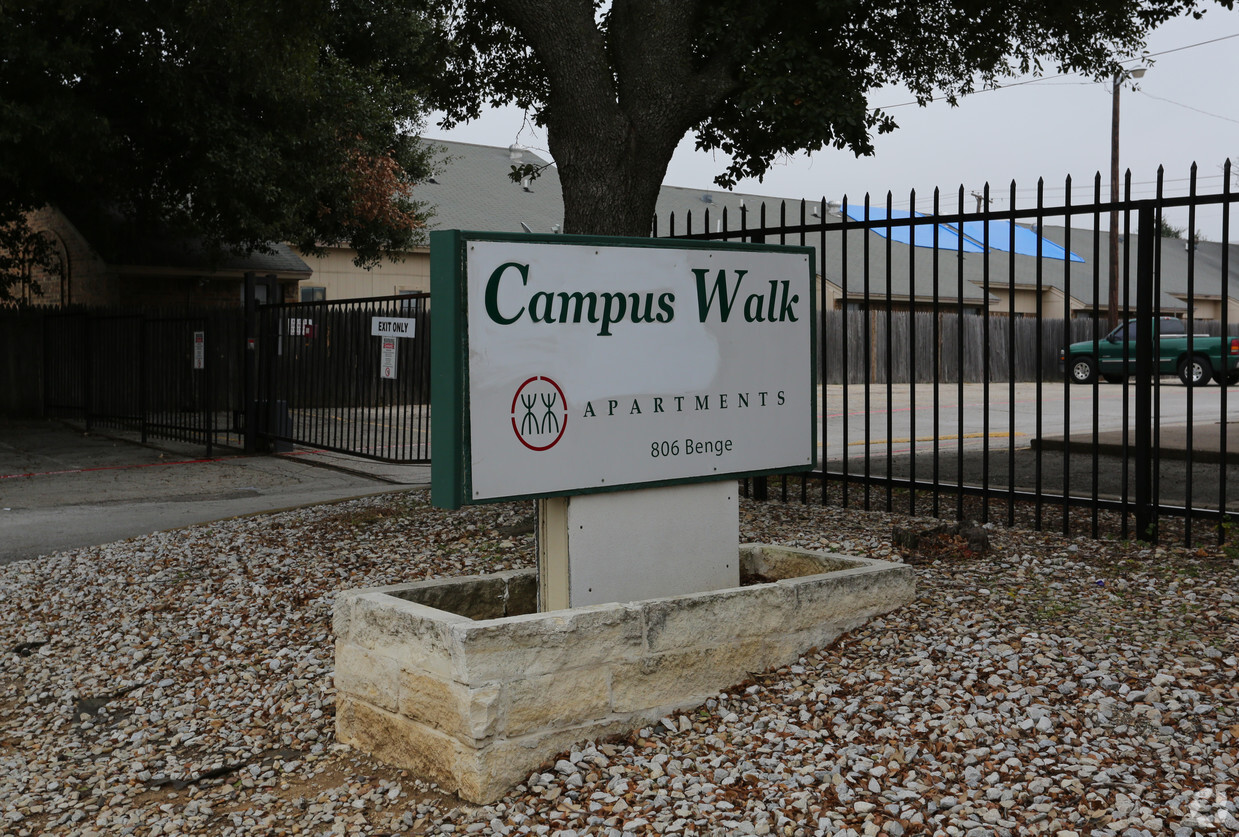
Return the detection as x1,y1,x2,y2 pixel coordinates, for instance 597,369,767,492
452,603,644,684
398,669,500,744
348,592,465,677
641,583,795,654
466,719,637,804
741,544,860,579
505,571,538,615
762,624,846,665
332,594,353,641
334,643,402,713
500,669,611,738
336,696,466,795
333,549,917,805
395,571,527,621
611,641,766,714
779,565,915,633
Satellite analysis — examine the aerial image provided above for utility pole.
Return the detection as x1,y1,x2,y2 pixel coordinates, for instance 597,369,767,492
1108,66,1146,330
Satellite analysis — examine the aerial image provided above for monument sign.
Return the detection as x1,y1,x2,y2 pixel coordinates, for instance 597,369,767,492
432,231,817,509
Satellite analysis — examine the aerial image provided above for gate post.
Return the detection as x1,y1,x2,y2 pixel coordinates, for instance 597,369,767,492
139,318,149,445
1134,203,1156,541
244,272,258,453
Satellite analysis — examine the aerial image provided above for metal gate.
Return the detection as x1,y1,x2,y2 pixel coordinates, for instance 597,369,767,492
39,293,431,463
43,308,246,454
254,293,431,462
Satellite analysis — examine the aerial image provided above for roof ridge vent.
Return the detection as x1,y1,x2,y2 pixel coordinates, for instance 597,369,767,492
509,144,523,161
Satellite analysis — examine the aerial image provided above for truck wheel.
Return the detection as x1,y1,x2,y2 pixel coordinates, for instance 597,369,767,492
1069,356,1097,384
1215,371,1239,386
1102,373,1125,384
1177,355,1212,387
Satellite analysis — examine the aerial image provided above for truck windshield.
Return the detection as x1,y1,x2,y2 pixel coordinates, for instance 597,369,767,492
1110,318,1184,341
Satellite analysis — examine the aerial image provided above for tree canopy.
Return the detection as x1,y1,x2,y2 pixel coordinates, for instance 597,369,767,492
0,0,441,299
428,0,1233,236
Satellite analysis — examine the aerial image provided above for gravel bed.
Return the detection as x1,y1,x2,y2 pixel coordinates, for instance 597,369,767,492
1,489,1236,836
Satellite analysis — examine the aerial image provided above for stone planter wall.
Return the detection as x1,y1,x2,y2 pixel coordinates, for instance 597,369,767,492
333,545,915,803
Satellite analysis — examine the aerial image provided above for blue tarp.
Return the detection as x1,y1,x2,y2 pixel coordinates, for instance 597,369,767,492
843,206,1084,262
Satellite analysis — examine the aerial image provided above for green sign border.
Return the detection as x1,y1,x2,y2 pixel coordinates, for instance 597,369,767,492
431,230,818,509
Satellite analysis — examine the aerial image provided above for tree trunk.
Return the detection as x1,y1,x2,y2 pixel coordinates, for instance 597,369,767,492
549,125,677,238
487,0,736,239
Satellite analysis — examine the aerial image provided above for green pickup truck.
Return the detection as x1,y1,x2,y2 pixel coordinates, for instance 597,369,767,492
1060,316,1239,387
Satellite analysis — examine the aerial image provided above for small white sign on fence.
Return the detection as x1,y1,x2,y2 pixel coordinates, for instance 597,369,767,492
371,317,416,338
380,338,398,379
288,318,315,337
192,331,205,370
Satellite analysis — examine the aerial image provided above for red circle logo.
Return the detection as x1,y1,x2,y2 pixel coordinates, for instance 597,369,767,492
511,376,568,451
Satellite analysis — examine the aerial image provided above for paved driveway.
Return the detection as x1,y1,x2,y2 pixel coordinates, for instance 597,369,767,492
0,419,429,564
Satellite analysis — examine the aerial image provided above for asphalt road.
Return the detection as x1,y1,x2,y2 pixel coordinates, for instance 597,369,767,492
0,419,429,565
819,380,1239,460
4,381,1236,564
818,381,1239,511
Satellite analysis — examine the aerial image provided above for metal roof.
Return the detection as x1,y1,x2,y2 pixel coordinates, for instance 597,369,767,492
416,140,1235,311
1037,225,1239,313
417,141,991,303
417,140,566,235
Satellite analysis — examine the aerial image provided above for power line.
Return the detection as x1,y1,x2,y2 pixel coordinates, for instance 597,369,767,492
1135,90,1239,125
1142,31,1239,59
873,31,1239,111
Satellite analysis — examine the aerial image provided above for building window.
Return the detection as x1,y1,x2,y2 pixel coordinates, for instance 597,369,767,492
300,286,326,302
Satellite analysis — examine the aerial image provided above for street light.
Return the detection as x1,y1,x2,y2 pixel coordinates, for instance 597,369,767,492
1108,65,1146,330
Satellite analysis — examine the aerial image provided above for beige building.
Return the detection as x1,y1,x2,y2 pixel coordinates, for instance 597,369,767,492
291,245,429,301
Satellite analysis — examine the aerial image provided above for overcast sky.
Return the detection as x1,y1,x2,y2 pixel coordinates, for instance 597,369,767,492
426,6,1239,239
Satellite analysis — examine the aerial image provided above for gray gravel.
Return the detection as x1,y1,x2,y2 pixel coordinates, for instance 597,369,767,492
1,489,1236,836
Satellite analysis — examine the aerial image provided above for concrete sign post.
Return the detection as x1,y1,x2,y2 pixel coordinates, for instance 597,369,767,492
432,231,816,608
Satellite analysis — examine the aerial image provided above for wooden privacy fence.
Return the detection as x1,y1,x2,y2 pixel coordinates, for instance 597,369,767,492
821,311,1081,384
818,312,1228,384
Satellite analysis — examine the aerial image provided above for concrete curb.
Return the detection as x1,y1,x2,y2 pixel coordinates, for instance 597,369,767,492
1033,421,1239,466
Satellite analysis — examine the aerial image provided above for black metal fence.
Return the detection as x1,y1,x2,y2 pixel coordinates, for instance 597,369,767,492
41,307,246,454
27,293,432,463
659,164,1238,547
257,294,431,461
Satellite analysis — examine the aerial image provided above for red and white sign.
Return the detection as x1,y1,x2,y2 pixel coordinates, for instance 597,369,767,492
510,376,568,451
380,338,397,379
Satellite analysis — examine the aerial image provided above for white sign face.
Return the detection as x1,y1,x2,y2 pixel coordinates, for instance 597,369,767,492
192,331,205,370
464,239,814,501
371,317,416,338
380,338,398,379
287,318,314,337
